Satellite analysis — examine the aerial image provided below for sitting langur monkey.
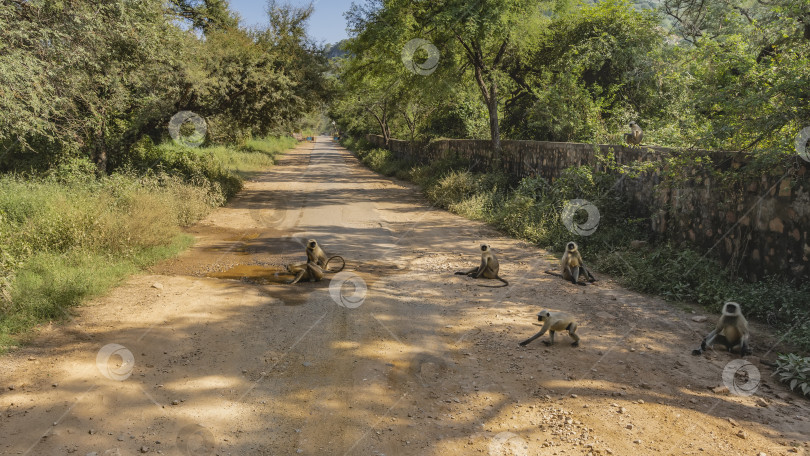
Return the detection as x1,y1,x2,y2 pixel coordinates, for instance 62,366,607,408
286,239,345,285
624,121,643,147
455,244,509,287
519,310,580,347
544,241,596,286
692,302,751,356
305,239,345,272
287,261,325,284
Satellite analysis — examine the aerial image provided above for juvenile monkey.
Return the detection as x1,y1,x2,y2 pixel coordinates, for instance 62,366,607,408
692,302,751,356
455,244,509,288
519,310,580,347
544,241,596,286
624,121,643,147
305,239,345,272
287,261,325,284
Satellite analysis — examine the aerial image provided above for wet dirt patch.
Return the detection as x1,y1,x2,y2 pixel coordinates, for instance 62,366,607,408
207,265,291,284
203,244,250,255
150,225,303,277
224,232,261,242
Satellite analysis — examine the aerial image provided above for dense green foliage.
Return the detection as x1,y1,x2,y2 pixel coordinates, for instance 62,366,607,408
774,353,810,397
346,137,810,351
331,0,810,159
0,0,326,172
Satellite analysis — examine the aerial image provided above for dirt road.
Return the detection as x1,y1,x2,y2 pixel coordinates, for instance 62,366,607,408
1,138,808,456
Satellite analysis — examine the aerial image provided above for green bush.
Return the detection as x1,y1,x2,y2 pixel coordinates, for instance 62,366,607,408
354,145,413,179
774,353,810,397
120,138,242,200
427,170,479,208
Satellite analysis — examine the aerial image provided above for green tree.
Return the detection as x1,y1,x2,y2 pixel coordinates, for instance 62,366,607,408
663,0,810,153
0,0,194,172
168,0,239,33
419,0,543,156
343,0,578,155
0,0,327,171
502,0,666,142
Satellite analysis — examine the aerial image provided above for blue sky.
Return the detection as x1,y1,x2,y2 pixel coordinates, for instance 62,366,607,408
228,0,355,44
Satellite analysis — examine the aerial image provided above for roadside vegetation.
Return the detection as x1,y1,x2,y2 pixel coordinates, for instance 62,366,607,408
0,137,296,351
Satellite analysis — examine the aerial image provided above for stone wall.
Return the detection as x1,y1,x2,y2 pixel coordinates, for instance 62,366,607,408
366,134,810,283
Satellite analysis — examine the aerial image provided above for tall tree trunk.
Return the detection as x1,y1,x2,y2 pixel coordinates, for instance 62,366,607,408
367,106,390,146
382,111,391,146
95,145,107,175
94,124,108,175
472,58,502,162
487,82,501,158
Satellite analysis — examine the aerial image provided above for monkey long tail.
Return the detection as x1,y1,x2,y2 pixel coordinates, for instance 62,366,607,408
478,276,509,288
324,255,345,273
519,330,544,346
288,273,304,285
544,270,564,278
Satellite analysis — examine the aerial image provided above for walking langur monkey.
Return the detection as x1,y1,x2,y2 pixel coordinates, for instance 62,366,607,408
287,262,325,284
692,302,751,356
544,241,596,286
519,310,580,347
624,121,643,147
304,239,345,272
455,244,509,288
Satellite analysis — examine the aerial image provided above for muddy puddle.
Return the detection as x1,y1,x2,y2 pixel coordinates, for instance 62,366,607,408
206,264,334,307
223,232,261,242
207,265,292,284
203,245,250,255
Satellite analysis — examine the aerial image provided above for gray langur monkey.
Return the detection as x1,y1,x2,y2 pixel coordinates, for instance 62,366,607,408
544,241,596,286
305,239,345,272
455,244,509,288
624,121,643,147
692,302,751,356
287,261,325,284
519,310,580,347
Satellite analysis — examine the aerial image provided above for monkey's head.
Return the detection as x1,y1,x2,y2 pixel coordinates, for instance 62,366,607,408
723,302,741,316
307,239,318,250
480,244,490,252
629,121,637,127
536,310,551,322
566,241,578,252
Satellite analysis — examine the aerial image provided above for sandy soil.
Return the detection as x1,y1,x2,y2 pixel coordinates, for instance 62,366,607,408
1,137,808,456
